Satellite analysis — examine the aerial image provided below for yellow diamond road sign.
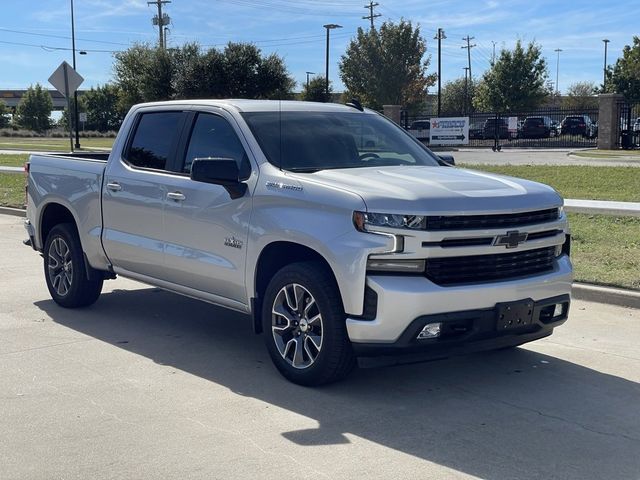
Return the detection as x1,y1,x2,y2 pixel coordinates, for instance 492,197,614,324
48,61,84,98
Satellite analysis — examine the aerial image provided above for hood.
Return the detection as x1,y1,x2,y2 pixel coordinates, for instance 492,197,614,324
293,166,562,215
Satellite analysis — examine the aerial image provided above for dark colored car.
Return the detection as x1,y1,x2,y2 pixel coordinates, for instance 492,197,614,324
561,115,597,138
483,118,509,139
521,116,553,139
469,121,484,140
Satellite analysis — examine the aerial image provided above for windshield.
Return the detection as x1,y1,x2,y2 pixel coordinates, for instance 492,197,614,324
241,111,441,171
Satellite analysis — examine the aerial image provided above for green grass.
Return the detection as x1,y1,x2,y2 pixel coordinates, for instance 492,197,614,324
569,213,640,290
0,137,113,151
0,154,29,167
464,165,640,202
0,173,25,208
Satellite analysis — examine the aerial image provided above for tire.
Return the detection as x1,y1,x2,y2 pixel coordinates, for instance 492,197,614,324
43,223,103,308
261,261,356,386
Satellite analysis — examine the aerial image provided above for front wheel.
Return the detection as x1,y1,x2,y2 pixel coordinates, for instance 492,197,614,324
262,262,356,386
44,223,103,308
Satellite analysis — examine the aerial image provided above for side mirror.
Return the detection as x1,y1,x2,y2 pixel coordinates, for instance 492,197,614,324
190,157,247,198
437,154,455,166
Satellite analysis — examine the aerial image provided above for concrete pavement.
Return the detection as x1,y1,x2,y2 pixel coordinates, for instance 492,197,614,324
449,148,640,167
1,214,639,480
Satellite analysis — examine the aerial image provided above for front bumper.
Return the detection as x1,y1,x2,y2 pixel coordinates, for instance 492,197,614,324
346,254,572,345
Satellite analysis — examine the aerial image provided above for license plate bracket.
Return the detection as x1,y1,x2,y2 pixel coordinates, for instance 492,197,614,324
495,299,534,331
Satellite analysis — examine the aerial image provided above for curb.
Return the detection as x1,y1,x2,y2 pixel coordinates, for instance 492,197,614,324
0,206,26,217
0,210,637,309
572,282,640,310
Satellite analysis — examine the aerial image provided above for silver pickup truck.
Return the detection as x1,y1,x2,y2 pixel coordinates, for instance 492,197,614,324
25,100,572,385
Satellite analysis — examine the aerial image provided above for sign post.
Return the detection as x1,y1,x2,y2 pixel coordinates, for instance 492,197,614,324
48,61,84,152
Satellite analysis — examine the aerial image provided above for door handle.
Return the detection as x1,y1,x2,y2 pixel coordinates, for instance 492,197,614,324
106,182,122,192
167,191,186,201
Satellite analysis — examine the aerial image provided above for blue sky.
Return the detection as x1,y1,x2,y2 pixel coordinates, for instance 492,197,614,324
1,0,638,94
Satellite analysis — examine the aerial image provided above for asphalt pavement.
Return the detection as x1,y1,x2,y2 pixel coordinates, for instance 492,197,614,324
1,214,639,480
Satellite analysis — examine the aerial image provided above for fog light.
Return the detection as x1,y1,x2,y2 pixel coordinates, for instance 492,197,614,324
417,322,442,339
553,303,564,318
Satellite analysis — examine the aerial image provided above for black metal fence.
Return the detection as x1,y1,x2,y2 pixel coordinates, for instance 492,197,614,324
403,107,600,149
616,100,640,149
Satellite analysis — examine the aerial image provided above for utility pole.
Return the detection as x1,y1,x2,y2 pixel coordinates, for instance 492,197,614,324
554,48,562,95
463,66,469,115
362,2,381,30
461,35,476,82
148,0,171,49
70,0,80,150
305,71,315,88
491,40,497,66
323,24,342,97
434,28,446,117
602,39,610,91
164,26,170,49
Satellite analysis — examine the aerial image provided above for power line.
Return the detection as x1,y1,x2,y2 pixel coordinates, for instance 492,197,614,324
362,2,381,30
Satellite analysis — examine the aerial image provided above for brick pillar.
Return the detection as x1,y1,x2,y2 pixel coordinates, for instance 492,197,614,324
598,93,623,149
383,105,402,124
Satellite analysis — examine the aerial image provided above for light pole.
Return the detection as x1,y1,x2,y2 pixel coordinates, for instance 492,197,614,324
305,71,315,88
323,24,342,97
70,0,80,149
434,28,446,117
554,48,562,95
602,39,610,90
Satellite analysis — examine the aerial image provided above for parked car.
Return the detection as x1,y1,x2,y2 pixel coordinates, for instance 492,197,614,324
482,118,509,139
633,117,640,132
520,116,553,139
408,119,431,141
561,115,597,138
550,120,561,137
25,100,572,386
468,121,484,140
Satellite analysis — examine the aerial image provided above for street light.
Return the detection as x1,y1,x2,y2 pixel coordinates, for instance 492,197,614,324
323,24,342,97
70,0,80,149
554,48,562,95
305,71,315,88
602,39,610,90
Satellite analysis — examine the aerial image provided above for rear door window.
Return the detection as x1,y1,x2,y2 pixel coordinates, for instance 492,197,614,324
126,112,184,170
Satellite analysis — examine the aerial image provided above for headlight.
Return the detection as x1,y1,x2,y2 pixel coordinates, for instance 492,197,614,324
353,211,426,231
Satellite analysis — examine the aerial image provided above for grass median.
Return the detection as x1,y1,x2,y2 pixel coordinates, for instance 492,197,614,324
0,137,113,152
1,160,637,290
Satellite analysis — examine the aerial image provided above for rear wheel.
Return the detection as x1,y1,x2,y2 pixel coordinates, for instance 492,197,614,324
44,223,103,308
262,262,356,386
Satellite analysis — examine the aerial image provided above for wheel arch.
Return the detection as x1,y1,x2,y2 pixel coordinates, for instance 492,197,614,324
251,241,340,334
39,202,78,249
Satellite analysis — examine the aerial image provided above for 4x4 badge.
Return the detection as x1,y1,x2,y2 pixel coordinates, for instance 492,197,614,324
494,230,528,248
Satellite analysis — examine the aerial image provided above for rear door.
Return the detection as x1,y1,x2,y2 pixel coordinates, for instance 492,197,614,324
160,109,255,307
102,108,188,279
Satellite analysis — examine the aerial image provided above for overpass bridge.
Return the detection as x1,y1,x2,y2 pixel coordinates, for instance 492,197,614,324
1,89,87,111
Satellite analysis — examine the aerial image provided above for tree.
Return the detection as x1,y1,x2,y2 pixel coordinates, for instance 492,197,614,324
441,77,476,115
113,42,295,112
562,81,597,110
84,84,124,131
607,36,640,102
15,83,53,132
301,76,332,102
339,20,436,110
473,40,549,112
0,100,10,128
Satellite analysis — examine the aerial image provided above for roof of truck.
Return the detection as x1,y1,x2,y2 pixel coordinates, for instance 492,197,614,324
133,99,374,114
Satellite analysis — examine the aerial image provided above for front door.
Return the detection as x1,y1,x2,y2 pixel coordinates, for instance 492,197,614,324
161,111,254,306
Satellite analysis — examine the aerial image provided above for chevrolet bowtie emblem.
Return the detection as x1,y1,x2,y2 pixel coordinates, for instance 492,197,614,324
494,230,528,248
